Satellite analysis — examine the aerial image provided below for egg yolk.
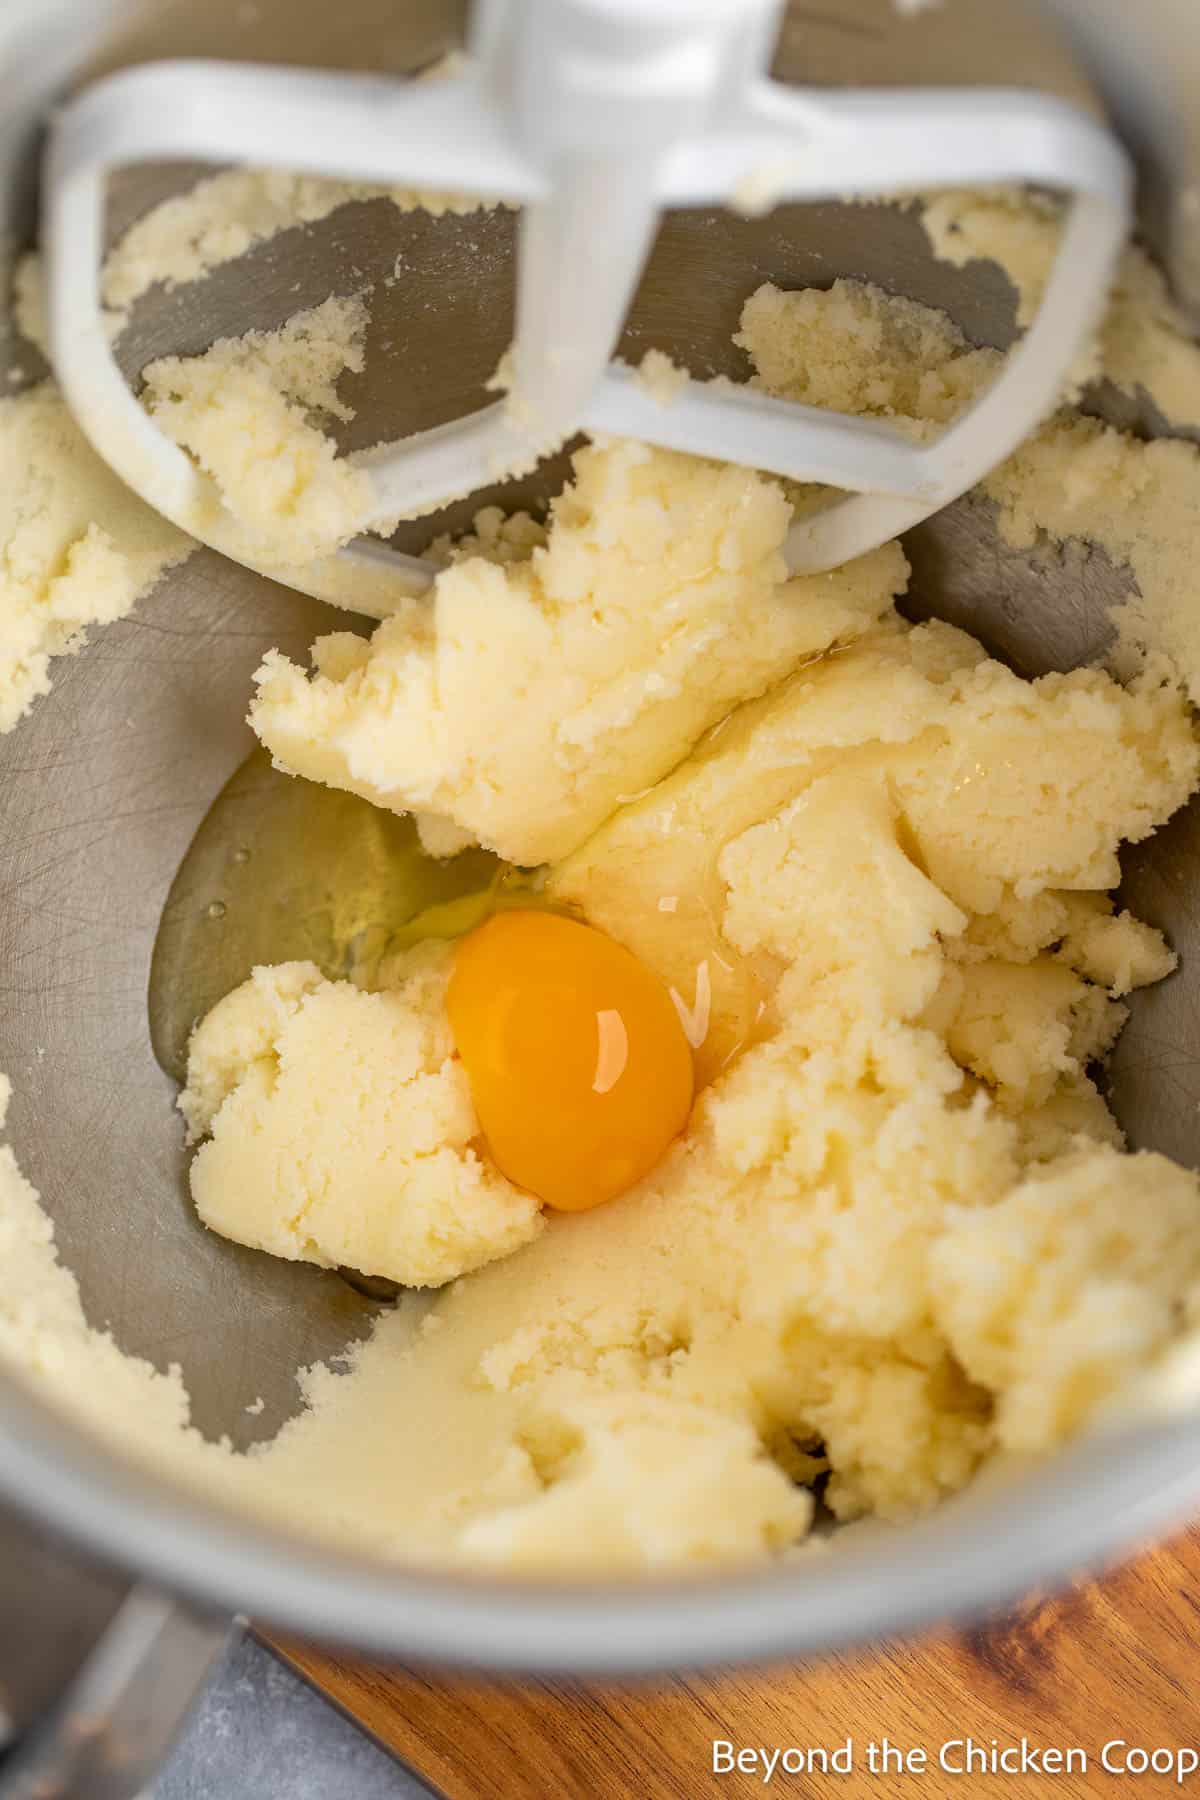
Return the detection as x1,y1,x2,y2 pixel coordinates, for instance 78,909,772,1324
447,909,695,1212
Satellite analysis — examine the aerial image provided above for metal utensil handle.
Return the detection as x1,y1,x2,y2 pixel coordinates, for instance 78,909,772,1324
0,1508,230,1800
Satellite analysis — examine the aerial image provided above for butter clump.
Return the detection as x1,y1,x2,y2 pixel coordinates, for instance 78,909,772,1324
0,382,191,732
735,255,1200,709
250,438,905,865
182,615,1200,1563
934,1146,1200,1451
181,950,543,1287
9,173,1200,1578
142,295,375,568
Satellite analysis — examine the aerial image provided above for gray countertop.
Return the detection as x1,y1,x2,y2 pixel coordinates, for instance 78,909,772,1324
150,1632,438,1800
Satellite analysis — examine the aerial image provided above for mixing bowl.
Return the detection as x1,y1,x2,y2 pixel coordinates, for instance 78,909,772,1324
3,0,1200,1784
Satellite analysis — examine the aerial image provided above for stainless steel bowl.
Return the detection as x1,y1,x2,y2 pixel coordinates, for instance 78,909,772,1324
3,0,1200,1752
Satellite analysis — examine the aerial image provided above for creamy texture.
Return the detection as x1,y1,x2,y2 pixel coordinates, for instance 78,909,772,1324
737,275,997,434
181,951,542,1287
5,177,1200,1574
143,295,375,568
0,381,191,732
251,439,904,865
178,613,1200,1565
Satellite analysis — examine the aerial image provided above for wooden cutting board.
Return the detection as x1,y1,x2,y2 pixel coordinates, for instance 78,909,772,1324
272,1527,1200,1798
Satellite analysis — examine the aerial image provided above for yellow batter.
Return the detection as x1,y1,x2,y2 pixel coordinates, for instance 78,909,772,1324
4,175,1200,1574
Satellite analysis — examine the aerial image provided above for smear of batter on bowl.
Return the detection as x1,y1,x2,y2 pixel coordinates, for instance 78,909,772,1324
101,167,494,332
0,378,191,732
141,293,376,568
0,151,509,731
921,187,1200,426
5,180,1200,1574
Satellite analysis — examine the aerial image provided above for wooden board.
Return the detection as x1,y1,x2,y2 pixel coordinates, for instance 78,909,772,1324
272,1527,1200,1798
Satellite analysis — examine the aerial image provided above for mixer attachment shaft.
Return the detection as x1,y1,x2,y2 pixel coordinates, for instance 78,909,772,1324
44,0,1131,607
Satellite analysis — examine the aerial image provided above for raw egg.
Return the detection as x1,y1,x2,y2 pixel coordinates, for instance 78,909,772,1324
447,909,694,1212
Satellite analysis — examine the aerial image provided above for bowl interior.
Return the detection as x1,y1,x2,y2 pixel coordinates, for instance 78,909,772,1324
2,0,1199,1663
3,185,1198,1447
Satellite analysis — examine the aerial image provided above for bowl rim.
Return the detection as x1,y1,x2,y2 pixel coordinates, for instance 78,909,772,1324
3,1357,1200,1672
